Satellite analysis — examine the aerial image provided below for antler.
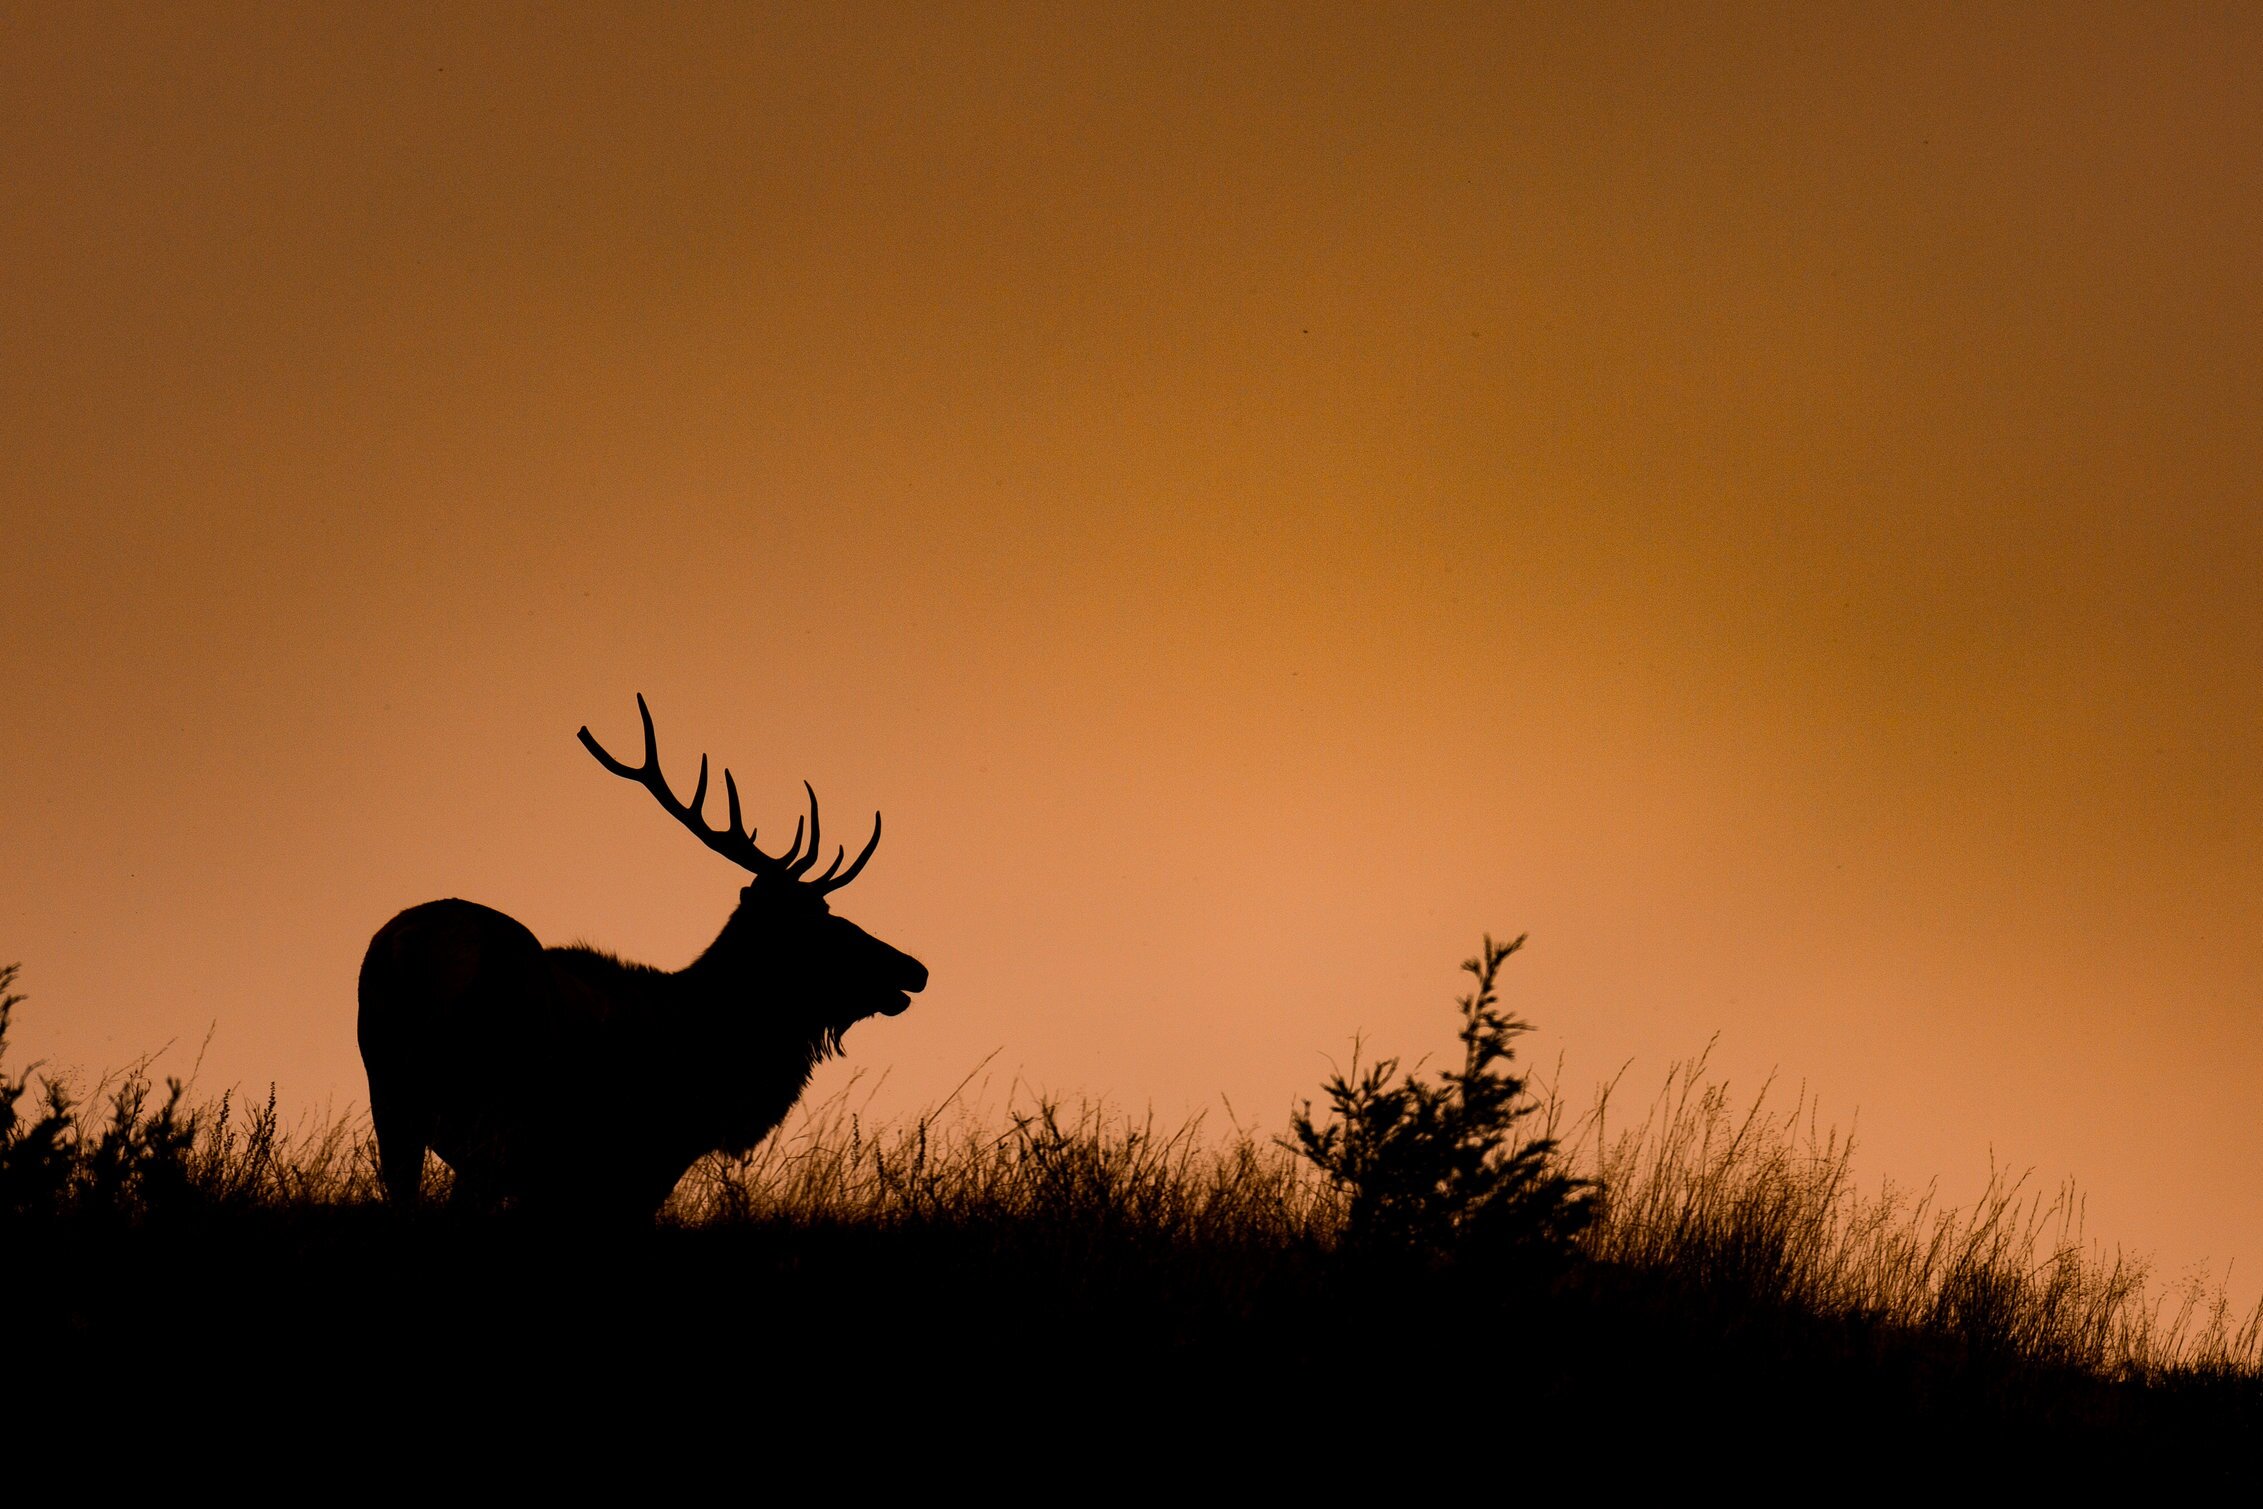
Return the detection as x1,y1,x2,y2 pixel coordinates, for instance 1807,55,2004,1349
578,695,882,892
799,785,884,894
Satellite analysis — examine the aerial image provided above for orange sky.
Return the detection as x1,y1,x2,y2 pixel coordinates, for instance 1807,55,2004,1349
4,5,2257,1289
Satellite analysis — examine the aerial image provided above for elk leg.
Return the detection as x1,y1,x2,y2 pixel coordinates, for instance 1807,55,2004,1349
370,1092,431,1206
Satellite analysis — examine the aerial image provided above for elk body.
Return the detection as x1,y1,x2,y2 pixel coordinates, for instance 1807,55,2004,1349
357,696,927,1217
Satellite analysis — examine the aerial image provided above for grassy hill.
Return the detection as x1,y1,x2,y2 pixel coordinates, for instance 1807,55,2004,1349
4,953,2256,1480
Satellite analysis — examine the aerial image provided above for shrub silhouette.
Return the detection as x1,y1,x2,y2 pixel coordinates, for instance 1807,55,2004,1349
1288,933,1594,1264
1,962,75,1218
78,1066,197,1219
0,962,360,1221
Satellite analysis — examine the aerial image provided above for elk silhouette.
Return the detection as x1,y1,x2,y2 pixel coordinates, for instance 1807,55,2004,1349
357,695,928,1217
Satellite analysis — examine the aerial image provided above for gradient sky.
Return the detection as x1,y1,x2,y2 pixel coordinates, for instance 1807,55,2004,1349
4,5,2257,1289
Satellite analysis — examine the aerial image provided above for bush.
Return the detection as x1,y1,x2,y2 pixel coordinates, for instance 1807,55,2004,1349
0,962,76,1218
0,963,377,1222
1288,933,1594,1265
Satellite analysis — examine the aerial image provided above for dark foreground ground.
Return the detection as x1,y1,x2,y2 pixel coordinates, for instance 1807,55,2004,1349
9,1209,2256,1489
7,951,2252,1486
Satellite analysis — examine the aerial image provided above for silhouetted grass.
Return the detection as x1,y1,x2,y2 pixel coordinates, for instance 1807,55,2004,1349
2,963,380,1220
675,1078,1331,1251
4,953,2257,1471
1579,1048,2263,1385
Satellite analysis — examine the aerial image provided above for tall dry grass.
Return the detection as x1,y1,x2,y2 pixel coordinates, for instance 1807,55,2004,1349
669,1060,1331,1255
5,953,2257,1393
1571,1046,2263,1381
2,962,380,1217
660,1044,2263,1385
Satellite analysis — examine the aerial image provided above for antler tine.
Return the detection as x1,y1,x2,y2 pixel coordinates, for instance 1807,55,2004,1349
687,754,710,822
636,692,659,767
724,768,749,845
789,781,822,878
576,692,655,781
816,812,883,894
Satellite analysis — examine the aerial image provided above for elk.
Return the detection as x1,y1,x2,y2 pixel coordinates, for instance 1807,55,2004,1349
357,695,928,1218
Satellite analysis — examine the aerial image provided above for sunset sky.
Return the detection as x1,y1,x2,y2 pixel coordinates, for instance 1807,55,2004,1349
4,5,2257,1289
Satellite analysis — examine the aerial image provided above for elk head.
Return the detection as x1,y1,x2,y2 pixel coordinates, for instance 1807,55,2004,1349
578,695,928,1051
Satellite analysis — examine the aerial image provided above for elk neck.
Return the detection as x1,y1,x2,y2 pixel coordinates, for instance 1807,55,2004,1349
666,898,817,1025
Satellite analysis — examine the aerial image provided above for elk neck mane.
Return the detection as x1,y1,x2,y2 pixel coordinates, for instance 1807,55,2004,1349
546,919,852,1141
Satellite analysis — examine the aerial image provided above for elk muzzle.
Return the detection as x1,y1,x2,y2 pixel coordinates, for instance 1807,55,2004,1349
878,949,928,1014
